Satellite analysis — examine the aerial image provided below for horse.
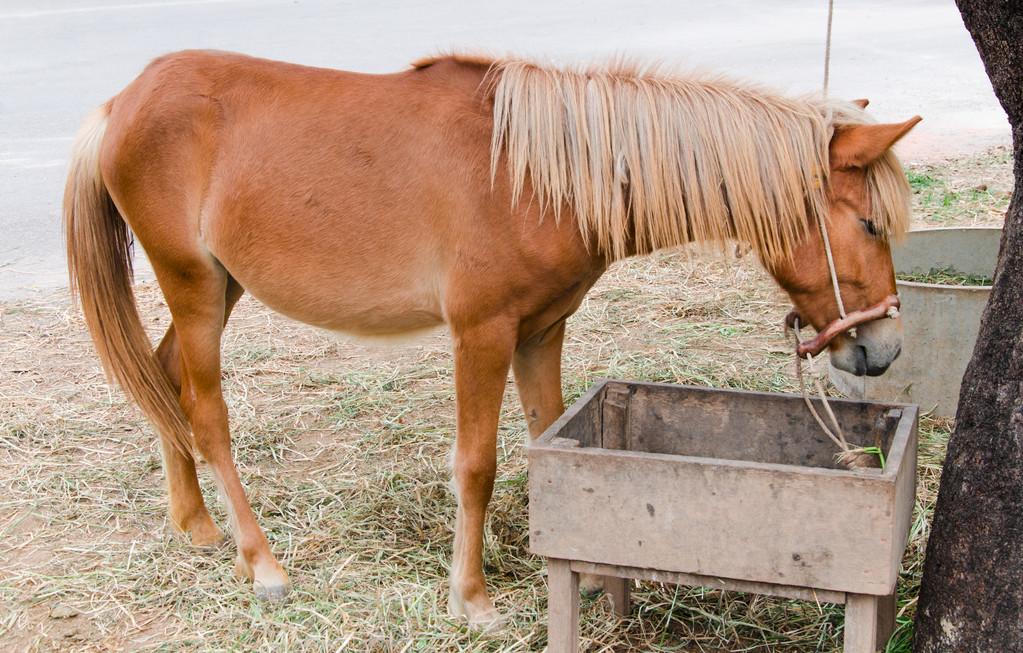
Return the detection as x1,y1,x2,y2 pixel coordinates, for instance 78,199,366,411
64,50,919,628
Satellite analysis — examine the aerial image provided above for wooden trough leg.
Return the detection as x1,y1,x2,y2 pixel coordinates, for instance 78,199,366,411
875,592,897,650
604,576,631,617
547,559,579,653
844,593,880,653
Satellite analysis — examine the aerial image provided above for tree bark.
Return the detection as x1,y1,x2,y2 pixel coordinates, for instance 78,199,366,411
914,2,1023,651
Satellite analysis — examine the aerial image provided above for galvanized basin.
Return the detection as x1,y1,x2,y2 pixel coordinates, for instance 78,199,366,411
830,227,1000,417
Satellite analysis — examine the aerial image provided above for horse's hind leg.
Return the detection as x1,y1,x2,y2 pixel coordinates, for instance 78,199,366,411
155,326,221,546
512,321,566,440
156,263,289,599
154,278,244,547
512,321,606,596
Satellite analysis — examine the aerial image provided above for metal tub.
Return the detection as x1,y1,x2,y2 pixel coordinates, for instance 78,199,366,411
831,227,1000,417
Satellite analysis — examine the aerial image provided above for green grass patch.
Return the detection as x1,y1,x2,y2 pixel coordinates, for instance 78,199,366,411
897,266,992,286
906,170,940,191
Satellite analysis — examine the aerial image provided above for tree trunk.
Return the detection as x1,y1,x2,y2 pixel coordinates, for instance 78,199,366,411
914,2,1023,651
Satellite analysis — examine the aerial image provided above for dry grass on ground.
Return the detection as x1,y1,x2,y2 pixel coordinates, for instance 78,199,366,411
0,148,1010,652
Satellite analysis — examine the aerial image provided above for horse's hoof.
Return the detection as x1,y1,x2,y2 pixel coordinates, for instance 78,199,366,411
191,532,226,548
189,524,226,548
236,554,291,601
448,589,506,632
579,572,605,597
254,579,292,602
469,608,507,633
171,513,225,548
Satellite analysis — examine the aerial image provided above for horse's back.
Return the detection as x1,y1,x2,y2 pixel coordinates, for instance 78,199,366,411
101,51,505,335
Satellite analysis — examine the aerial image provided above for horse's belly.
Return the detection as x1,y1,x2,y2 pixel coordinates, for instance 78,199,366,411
245,273,445,336
211,234,447,337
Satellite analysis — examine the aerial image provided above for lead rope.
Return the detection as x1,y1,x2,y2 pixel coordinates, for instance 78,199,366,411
790,310,883,468
789,316,848,452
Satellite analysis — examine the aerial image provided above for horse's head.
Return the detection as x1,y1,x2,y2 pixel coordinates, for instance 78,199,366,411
771,105,921,377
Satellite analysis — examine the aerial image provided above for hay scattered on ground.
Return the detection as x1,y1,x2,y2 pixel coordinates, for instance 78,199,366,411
0,150,1008,652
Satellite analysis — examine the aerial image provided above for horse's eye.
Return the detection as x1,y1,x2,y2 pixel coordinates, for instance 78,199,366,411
860,218,879,237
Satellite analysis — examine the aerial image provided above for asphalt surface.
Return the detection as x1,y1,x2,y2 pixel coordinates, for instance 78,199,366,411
0,0,1009,298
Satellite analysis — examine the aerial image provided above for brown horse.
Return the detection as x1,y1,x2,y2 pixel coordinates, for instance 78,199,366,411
64,50,919,627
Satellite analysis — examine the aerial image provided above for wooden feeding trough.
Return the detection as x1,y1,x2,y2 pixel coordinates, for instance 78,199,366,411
529,380,917,653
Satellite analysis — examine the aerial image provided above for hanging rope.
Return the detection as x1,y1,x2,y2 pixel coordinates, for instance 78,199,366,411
823,0,834,95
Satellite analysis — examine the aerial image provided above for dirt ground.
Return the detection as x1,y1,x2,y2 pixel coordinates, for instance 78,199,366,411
0,148,1011,651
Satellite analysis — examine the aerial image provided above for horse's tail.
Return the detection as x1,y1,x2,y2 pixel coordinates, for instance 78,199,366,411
64,104,194,459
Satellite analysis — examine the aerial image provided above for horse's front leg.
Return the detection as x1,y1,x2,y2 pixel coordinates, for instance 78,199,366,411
447,317,517,629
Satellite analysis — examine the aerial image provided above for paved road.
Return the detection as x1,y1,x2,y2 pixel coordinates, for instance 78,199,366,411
0,0,1008,299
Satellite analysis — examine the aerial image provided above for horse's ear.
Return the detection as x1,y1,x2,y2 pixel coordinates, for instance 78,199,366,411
851,98,869,109
830,116,922,168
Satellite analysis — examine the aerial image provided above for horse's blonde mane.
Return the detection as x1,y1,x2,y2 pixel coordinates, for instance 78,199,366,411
484,58,910,264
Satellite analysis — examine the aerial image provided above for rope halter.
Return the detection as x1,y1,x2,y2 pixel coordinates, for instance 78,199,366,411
786,208,902,358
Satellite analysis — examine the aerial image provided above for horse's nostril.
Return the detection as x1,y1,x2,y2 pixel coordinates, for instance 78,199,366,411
863,344,893,376
855,345,868,376
866,363,890,377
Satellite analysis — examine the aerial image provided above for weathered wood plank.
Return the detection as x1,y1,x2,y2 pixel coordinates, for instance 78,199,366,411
844,593,880,653
546,559,579,653
600,383,631,449
603,575,631,616
887,406,919,584
623,381,897,468
530,445,899,594
875,592,897,651
533,379,607,449
569,561,846,604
